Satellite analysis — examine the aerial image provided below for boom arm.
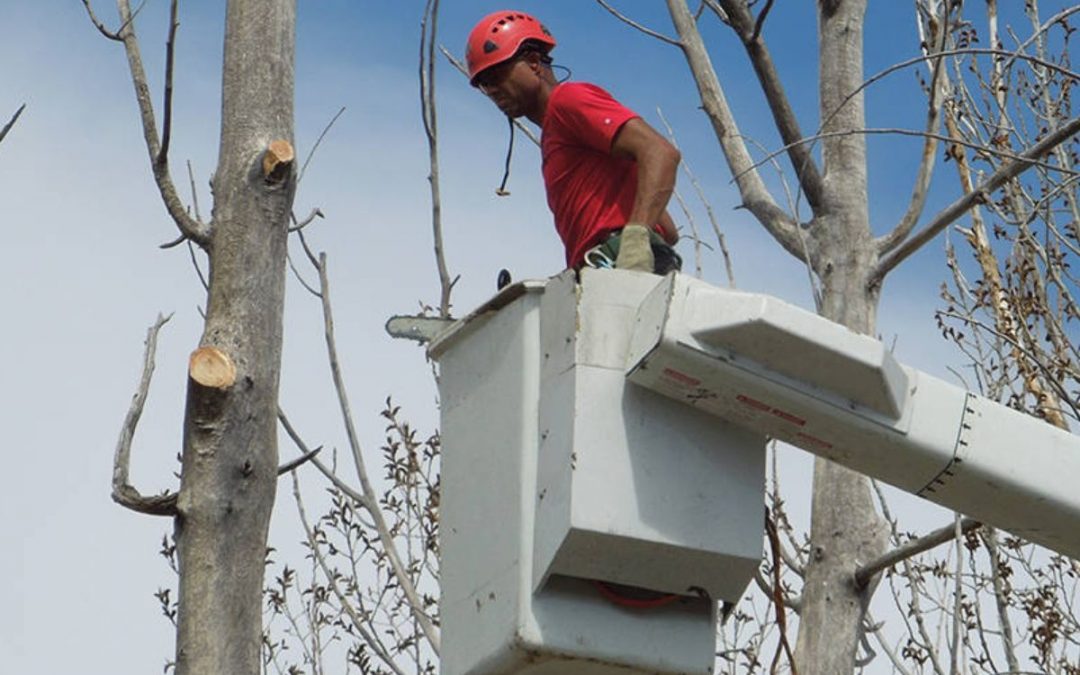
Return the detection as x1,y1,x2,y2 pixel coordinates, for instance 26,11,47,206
626,273,1080,560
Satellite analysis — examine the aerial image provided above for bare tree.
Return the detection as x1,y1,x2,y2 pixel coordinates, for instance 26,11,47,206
88,1,298,674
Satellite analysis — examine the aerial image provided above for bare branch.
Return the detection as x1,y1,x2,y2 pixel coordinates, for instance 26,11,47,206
298,106,346,184
595,0,681,46
657,107,736,286
288,208,323,233
421,0,454,318
314,253,441,653
702,0,730,25
750,0,775,43
715,0,826,211
158,0,179,166
0,103,26,147
982,526,1021,673
112,313,179,517
277,446,322,475
872,116,1080,284
665,0,804,260
108,0,210,247
186,160,202,221
765,508,799,674
854,517,981,589
80,0,122,40
876,2,952,254
290,472,409,675
439,45,541,147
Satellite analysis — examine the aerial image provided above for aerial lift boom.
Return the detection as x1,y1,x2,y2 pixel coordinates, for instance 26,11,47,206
626,272,1080,560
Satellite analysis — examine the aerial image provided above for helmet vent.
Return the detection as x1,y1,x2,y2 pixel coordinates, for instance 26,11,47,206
483,40,499,54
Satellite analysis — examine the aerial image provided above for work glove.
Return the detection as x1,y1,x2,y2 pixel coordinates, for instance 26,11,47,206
614,223,654,273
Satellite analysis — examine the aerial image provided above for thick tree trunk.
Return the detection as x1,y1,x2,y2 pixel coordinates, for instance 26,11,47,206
173,2,297,674
793,1,889,673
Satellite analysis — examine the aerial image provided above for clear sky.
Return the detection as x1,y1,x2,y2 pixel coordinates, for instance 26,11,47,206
1,2,1067,673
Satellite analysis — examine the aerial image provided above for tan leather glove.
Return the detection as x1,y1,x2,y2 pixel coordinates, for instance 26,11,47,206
614,224,654,273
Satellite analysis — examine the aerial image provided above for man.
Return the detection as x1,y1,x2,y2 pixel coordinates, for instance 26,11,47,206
466,10,682,274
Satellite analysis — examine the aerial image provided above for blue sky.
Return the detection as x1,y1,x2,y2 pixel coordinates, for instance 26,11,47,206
1,1,1070,672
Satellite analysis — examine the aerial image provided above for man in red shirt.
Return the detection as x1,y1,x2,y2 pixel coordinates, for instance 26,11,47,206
466,11,682,274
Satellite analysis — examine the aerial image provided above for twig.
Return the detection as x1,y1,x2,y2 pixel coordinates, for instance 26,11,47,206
187,239,209,291
106,0,210,247
750,0,775,42
439,45,541,147
657,107,736,286
715,0,826,211
80,0,122,40
982,527,1021,673
738,124,1078,191
290,472,408,675
877,0,953,254
289,208,324,233
665,0,804,261
0,103,26,146
595,0,682,46
112,313,179,516
872,116,1080,282
186,160,202,222
854,517,981,589
277,447,322,475
765,508,798,675
421,0,454,318
315,253,441,653
949,515,963,675
158,0,179,166
299,106,346,184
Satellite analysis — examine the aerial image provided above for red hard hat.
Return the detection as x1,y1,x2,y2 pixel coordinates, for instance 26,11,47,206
466,11,556,85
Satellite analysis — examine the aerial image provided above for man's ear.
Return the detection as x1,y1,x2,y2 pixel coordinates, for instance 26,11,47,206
524,52,543,74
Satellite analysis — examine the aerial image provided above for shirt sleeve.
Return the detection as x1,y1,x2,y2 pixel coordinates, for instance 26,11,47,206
549,83,640,154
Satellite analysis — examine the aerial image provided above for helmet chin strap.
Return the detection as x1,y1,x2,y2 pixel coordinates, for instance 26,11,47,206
496,115,516,197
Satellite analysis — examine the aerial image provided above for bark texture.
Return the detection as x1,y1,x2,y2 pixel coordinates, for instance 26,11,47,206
173,2,296,674
792,2,889,672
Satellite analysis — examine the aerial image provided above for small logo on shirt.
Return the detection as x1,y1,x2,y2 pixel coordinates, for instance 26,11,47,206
604,118,612,125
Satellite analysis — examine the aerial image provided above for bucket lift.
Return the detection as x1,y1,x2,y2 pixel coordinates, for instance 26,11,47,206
420,268,1080,675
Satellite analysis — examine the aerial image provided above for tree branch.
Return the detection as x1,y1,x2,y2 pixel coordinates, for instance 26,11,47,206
854,517,981,590
595,0,682,46
158,0,179,166
872,116,1080,285
439,45,541,150
288,208,323,233
665,0,805,260
108,0,210,247
112,313,179,517
290,472,409,675
421,0,454,318
0,103,26,147
715,0,826,211
314,253,441,653
876,1,952,254
657,107,736,286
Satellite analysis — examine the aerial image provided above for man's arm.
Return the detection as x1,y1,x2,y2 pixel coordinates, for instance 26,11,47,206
611,117,681,244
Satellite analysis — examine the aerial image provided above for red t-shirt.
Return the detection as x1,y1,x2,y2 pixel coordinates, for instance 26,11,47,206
541,82,642,268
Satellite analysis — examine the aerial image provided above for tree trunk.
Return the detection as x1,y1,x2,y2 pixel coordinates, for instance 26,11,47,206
793,1,889,672
173,2,296,674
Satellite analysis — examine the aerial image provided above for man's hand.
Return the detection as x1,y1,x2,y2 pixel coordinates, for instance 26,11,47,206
615,224,654,272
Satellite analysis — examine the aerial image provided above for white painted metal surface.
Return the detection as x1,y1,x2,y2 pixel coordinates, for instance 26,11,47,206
430,270,761,675
533,269,766,601
627,272,1080,560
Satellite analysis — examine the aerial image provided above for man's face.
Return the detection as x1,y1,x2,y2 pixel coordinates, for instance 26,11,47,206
474,54,539,118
